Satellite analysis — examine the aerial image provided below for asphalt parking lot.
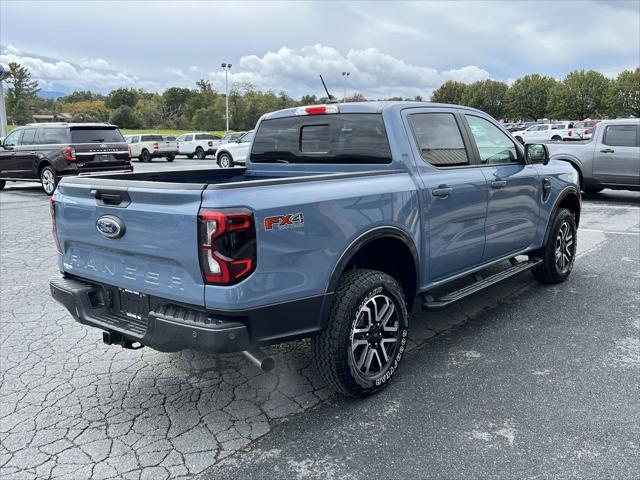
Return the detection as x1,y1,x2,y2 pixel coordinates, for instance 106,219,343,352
0,159,638,479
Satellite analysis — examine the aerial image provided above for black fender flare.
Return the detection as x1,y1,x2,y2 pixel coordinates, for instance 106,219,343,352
541,186,581,247
326,226,420,294
553,156,584,187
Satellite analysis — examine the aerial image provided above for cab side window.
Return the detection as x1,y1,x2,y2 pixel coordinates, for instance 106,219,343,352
604,125,637,147
465,115,520,165
38,128,68,145
3,129,23,147
408,113,470,167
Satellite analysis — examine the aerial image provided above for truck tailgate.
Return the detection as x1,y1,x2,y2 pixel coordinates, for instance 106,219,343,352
55,181,205,306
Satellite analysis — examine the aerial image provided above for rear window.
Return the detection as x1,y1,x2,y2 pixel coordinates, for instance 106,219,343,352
604,125,637,147
195,134,214,140
251,114,392,164
70,128,124,143
38,128,69,145
141,135,163,141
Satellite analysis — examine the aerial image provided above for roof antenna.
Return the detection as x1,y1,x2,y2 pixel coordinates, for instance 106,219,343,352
319,75,338,103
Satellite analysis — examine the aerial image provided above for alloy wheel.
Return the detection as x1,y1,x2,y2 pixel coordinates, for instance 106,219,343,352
350,294,400,379
41,169,56,194
555,221,575,273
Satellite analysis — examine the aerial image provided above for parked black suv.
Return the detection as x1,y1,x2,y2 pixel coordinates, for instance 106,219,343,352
0,123,133,195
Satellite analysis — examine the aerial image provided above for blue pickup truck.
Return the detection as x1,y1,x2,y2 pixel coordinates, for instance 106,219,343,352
50,102,581,396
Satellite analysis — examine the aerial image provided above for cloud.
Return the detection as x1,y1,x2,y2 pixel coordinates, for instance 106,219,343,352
0,45,161,93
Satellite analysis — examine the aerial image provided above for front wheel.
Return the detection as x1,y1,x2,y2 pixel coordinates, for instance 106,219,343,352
195,147,206,160
40,166,58,196
312,269,409,397
218,153,233,168
531,208,577,284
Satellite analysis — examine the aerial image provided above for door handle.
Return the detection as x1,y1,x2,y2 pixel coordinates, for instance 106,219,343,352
491,180,507,189
30,151,37,155
600,148,614,153
432,187,453,198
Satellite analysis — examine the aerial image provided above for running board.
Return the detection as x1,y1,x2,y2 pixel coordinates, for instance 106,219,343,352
421,258,542,311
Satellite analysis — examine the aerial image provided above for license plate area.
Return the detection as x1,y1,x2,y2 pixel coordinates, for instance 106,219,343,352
117,288,150,320
96,154,112,162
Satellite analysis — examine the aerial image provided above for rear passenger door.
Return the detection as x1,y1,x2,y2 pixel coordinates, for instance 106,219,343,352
404,108,488,283
594,124,639,187
463,114,540,261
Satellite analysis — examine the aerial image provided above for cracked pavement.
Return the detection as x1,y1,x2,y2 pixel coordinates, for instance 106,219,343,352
1,172,638,479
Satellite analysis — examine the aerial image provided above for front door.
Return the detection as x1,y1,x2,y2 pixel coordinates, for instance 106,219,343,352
0,129,22,177
463,114,540,261
13,127,39,178
235,131,255,162
593,123,640,187
403,108,488,284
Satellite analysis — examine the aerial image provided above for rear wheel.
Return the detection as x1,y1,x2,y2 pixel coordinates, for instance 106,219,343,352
531,208,577,284
140,150,151,162
218,153,233,168
40,166,58,196
551,135,562,141
166,155,175,162
312,269,409,397
196,147,206,160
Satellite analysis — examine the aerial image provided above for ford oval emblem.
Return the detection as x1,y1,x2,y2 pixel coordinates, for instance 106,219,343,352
96,215,125,239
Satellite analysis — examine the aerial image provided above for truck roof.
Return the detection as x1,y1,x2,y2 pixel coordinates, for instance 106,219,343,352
597,118,640,125
24,122,119,128
261,101,489,120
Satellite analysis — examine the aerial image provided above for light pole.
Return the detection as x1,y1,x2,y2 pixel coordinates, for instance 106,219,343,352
0,64,8,138
341,71,350,103
221,63,232,132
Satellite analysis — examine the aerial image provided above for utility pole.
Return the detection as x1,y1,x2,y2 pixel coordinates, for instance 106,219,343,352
0,64,8,138
221,63,232,132
341,71,350,103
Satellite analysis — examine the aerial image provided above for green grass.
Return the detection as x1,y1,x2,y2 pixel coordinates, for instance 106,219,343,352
121,129,226,138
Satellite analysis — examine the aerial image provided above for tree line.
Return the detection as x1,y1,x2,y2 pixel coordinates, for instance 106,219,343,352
4,61,639,133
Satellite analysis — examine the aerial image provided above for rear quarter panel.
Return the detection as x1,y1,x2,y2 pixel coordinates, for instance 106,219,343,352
201,173,420,310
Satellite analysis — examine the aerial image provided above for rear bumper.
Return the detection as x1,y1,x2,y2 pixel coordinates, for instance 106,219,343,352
50,276,331,353
149,150,178,158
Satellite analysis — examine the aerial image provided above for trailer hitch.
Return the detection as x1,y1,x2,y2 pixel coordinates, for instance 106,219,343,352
103,331,144,350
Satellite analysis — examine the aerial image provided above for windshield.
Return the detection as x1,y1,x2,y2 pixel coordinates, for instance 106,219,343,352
251,114,392,164
70,128,124,143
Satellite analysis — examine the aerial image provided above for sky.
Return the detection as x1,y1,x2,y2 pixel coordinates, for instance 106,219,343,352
1,0,639,99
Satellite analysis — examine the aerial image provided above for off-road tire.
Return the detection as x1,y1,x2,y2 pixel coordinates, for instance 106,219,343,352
532,208,577,284
40,166,58,196
196,147,206,159
140,150,151,162
312,269,409,397
218,153,233,168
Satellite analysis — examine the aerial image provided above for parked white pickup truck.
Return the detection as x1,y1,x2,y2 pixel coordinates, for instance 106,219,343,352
512,122,576,144
125,134,178,162
176,132,219,159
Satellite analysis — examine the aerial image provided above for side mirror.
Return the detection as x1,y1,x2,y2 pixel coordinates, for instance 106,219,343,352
525,143,549,165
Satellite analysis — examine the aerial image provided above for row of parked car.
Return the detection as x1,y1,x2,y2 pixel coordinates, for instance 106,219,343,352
501,120,600,144
123,130,255,167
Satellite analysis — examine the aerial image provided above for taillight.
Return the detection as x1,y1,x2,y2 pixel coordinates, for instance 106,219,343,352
295,104,339,115
198,208,256,285
568,130,572,136
584,128,590,134
50,197,61,253
208,141,213,147
63,147,76,161
152,142,159,150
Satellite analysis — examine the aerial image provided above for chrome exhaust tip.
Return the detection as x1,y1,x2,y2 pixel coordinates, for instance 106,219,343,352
242,349,275,372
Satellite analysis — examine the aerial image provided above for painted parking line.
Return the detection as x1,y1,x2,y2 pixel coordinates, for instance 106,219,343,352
579,227,640,235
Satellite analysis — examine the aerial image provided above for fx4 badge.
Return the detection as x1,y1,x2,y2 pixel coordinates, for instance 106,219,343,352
264,213,304,231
